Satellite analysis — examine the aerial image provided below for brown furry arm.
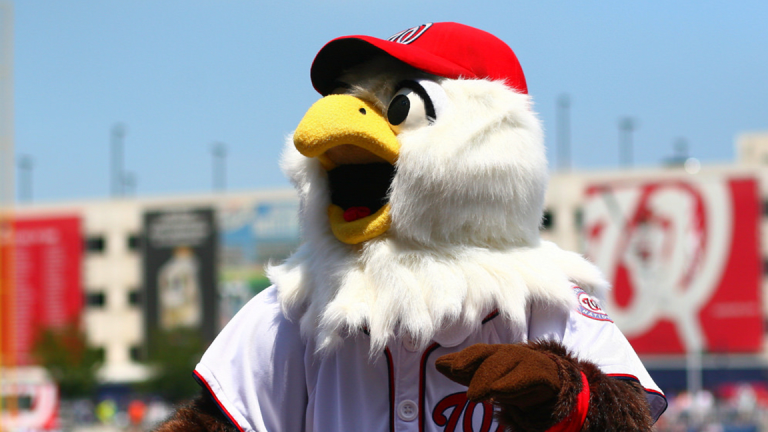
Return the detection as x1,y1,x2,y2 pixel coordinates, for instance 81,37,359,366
153,391,239,432
436,340,654,432
522,340,653,432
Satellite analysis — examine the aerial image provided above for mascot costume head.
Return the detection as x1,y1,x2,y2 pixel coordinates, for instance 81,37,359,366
270,22,607,355
158,22,665,432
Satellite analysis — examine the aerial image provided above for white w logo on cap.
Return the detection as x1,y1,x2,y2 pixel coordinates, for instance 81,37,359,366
388,23,432,44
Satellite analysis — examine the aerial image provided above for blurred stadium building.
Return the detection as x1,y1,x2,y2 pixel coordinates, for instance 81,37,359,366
5,189,298,385
3,132,768,397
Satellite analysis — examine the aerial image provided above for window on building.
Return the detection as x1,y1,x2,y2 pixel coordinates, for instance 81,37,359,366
86,292,106,307
129,346,143,362
574,208,584,230
85,236,106,253
128,289,141,307
94,347,106,363
127,234,141,251
541,209,554,230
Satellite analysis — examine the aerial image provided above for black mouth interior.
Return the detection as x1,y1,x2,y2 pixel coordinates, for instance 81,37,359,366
327,163,395,213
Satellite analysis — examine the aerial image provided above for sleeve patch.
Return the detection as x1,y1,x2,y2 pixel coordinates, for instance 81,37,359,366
573,287,613,322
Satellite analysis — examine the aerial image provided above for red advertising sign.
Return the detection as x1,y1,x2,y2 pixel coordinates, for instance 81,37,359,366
582,177,762,354
0,216,83,365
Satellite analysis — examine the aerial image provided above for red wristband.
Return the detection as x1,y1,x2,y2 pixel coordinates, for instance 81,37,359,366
546,371,590,432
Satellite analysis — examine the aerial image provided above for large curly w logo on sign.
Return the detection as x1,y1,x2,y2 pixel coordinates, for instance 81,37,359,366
582,177,762,354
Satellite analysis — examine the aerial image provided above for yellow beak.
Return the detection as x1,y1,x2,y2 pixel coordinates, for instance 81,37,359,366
293,95,399,245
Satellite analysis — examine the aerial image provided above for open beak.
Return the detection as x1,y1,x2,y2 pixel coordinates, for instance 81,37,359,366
293,95,399,245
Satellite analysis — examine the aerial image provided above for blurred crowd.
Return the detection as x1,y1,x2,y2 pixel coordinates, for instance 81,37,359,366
35,382,768,432
654,384,768,432
59,398,173,432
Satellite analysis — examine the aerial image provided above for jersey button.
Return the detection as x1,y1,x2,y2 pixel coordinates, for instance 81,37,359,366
397,400,418,422
402,335,418,352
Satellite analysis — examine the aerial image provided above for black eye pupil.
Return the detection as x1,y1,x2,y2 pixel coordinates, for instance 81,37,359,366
387,94,410,126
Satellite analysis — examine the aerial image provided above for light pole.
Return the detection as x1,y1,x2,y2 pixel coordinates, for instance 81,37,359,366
619,117,636,167
556,94,571,171
123,171,136,196
17,155,32,203
111,123,126,197
211,142,227,192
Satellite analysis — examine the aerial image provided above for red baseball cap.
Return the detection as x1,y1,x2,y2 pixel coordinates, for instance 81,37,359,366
310,22,528,96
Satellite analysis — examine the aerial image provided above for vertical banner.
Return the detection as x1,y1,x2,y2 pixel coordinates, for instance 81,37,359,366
582,176,762,354
143,208,218,345
218,200,299,328
0,216,82,366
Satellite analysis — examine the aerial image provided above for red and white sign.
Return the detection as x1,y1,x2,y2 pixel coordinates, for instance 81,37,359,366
0,367,59,431
582,177,762,354
0,216,83,365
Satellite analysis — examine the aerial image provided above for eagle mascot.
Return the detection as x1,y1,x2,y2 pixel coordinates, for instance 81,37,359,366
157,22,666,432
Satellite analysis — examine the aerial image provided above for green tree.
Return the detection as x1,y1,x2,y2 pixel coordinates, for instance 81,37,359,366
32,323,102,398
137,328,205,402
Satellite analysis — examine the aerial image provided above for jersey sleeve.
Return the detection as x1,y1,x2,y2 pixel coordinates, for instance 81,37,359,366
194,286,308,432
528,286,668,423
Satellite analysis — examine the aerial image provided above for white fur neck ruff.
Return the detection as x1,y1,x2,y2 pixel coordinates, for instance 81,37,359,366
269,78,608,356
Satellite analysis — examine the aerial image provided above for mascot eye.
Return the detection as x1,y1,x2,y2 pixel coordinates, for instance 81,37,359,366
387,87,430,133
387,80,445,134
387,93,411,126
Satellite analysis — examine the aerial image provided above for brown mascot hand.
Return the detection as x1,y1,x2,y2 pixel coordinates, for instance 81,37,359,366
435,343,561,410
436,341,656,432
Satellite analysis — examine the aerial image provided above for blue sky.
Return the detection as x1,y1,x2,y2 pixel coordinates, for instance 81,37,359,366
14,1,768,202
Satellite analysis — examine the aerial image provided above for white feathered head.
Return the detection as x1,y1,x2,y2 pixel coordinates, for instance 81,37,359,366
271,23,606,355
292,22,545,248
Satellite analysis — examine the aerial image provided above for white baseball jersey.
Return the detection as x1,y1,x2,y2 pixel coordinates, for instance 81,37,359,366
195,286,666,432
